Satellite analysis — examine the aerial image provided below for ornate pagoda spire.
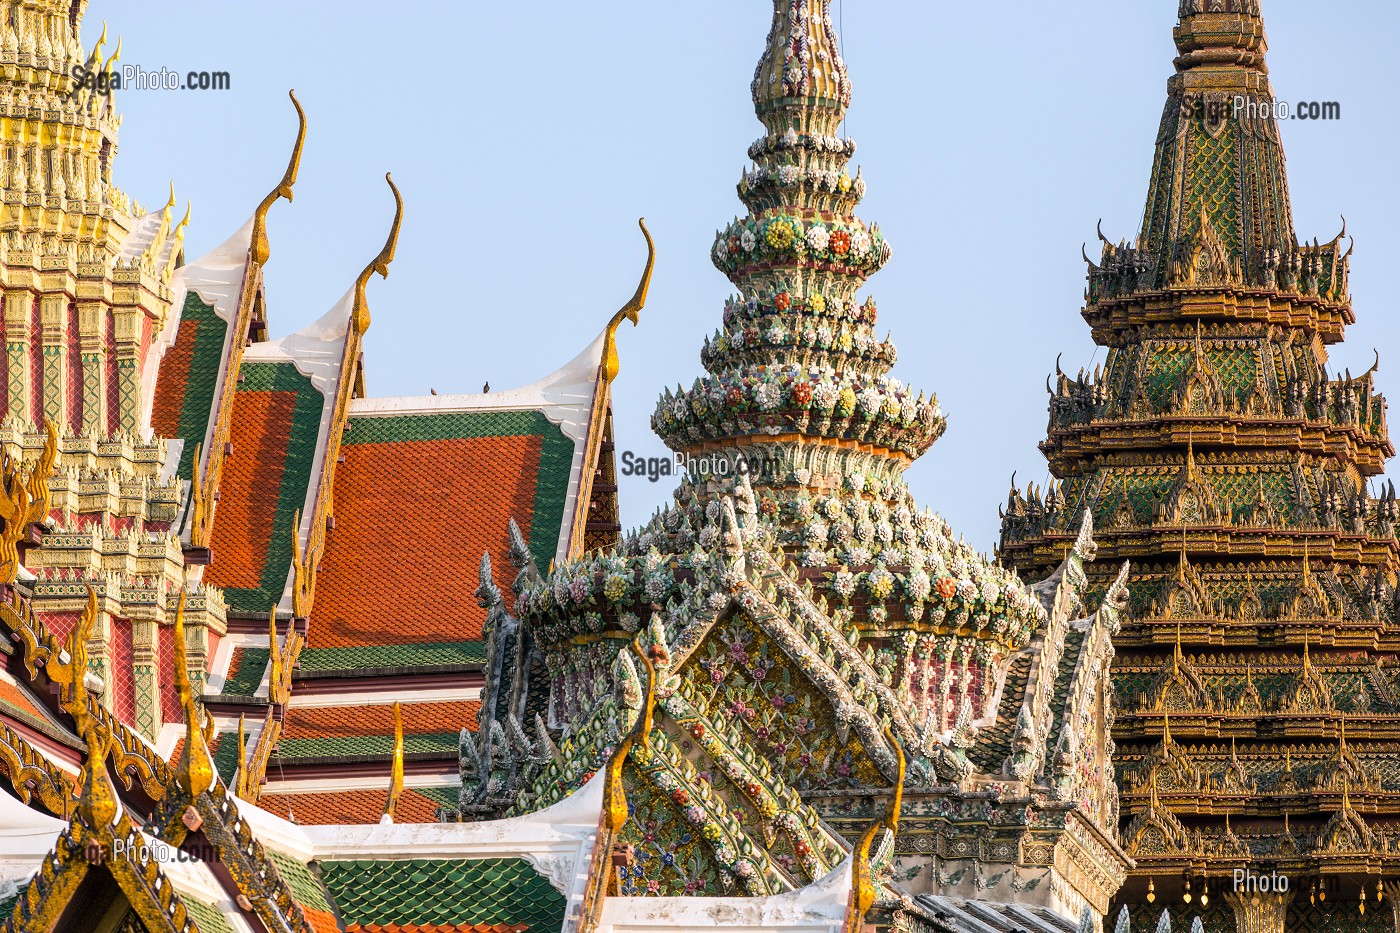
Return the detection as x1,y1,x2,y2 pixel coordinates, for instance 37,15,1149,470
1000,2,1397,927
654,0,943,498
751,0,851,134
1135,0,1296,288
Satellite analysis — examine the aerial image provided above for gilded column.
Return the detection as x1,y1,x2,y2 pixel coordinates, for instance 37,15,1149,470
38,293,68,428
4,290,33,421
111,306,141,435
76,301,108,436
1225,891,1292,933
130,615,160,739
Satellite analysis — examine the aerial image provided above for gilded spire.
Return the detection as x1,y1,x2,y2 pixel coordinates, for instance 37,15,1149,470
1173,0,1267,76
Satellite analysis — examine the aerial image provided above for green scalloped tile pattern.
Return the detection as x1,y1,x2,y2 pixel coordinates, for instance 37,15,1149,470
222,647,270,697
211,731,240,785
319,857,565,932
967,651,1033,773
275,732,459,761
268,850,338,915
295,641,486,675
180,894,238,933
411,784,462,808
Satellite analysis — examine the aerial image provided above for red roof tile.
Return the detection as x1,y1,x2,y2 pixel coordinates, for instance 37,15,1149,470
257,788,446,825
150,316,199,442
281,701,479,740
310,435,543,649
206,388,300,592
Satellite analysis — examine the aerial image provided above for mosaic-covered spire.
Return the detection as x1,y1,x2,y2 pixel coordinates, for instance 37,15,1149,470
654,0,944,490
1120,0,1311,294
750,0,851,134
1002,1,1400,924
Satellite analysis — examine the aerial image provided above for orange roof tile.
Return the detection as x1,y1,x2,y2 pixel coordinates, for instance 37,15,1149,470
0,678,47,721
302,908,342,933
310,434,542,649
281,701,479,741
206,388,300,592
150,316,200,442
257,788,447,825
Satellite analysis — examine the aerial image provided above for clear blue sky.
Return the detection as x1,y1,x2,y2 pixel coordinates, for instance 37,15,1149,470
87,1,1400,553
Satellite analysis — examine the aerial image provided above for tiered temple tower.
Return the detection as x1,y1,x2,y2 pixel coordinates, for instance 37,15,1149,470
495,1,1128,923
1000,2,1400,930
0,0,219,739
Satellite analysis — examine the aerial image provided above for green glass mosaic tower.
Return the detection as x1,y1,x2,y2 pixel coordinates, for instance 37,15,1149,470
1000,1,1400,930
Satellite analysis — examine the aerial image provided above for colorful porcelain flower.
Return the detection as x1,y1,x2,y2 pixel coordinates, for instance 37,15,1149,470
765,218,796,250
808,293,826,314
935,576,957,600
603,572,631,603
866,566,895,600
833,569,856,598
790,381,813,407
806,223,829,252
774,291,792,311
835,387,857,416
830,229,851,254
740,228,757,251
907,569,931,601
755,382,782,411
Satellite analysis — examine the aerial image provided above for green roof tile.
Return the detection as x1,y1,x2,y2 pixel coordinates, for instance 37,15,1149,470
268,850,337,915
222,648,269,697
275,732,459,762
181,894,238,933
296,641,486,675
320,857,565,932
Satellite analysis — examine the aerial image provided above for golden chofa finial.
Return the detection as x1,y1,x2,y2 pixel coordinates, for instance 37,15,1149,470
171,593,214,798
251,89,307,267
383,701,404,822
351,172,403,337
101,35,121,76
602,218,655,386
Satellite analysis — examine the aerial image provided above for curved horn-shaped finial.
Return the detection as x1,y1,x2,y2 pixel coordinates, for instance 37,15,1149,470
602,218,656,386
1343,235,1355,262
251,90,307,267
1337,215,1347,243
1054,352,1064,376
102,36,122,74
1096,218,1109,244
1363,349,1381,380
350,172,404,336
1081,242,1097,268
